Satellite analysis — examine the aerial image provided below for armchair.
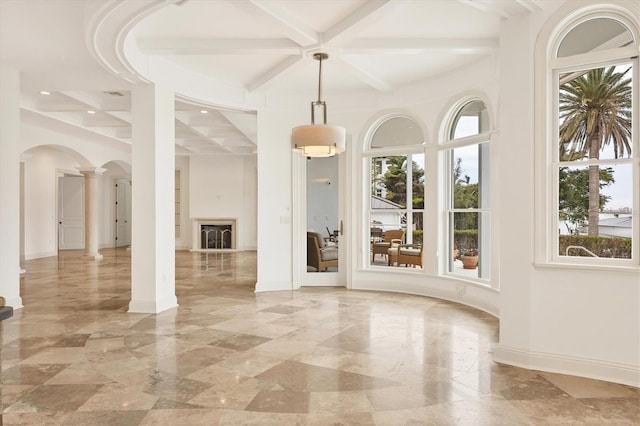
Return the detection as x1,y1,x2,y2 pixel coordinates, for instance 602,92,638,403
307,231,338,272
371,229,404,262
396,243,423,268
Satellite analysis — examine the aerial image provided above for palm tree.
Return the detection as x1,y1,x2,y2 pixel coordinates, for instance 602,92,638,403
559,66,632,235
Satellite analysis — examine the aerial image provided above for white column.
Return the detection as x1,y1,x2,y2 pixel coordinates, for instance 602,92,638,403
78,167,106,261
129,83,177,313
0,66,23,309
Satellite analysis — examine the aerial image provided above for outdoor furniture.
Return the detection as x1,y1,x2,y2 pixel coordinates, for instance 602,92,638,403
325,227,339,244
396,243,423,268
372,229,404,262
307,231,338,272
370,227,383,243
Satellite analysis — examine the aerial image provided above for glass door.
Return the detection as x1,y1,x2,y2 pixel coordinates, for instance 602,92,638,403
300,154,345,286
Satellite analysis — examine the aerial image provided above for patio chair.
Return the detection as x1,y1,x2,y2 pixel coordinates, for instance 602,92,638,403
372,229,404,263
396,243,423,268
370,227,383,243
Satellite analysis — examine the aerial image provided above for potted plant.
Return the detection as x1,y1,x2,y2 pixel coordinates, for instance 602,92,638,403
460,248,478,269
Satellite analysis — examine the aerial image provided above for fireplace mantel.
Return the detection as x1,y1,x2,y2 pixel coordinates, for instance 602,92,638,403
191,218,237,251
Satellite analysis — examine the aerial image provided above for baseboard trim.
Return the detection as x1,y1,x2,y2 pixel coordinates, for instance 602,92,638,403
25,250,57,260
494,344,640,388
128,296,178,314
254,280,292,293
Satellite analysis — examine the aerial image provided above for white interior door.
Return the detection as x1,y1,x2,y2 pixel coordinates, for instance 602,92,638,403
58,176,85,250
300,153,347,287
115,179,131,247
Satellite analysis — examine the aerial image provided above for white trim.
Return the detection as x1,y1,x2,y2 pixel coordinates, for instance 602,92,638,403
436,91,497,145
24,250,57,261
494,344,640,388
128,296,178,314
437,131,497,150
441,96,494,283
535,0,640,267
352,270,499,317
361,110,429,154
291,152,303,291
254,280,292,292
551,46,638,70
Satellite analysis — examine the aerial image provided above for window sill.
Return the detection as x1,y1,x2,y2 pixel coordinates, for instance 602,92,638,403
533,260,639,274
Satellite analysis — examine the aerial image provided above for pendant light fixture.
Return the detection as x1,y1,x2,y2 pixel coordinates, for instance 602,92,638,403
291,53,346,157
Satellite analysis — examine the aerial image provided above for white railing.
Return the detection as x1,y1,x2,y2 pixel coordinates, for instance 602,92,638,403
565,245,598,257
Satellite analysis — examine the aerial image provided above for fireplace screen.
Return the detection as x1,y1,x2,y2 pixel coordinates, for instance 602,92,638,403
200,224,232,249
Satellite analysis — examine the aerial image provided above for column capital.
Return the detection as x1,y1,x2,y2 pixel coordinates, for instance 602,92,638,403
77,166,107,176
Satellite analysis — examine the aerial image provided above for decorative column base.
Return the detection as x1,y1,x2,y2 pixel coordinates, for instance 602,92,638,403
82,253,103,261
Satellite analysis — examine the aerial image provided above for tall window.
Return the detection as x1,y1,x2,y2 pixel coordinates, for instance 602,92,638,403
550,14,638,265
444,99,491,280
366,116,425,268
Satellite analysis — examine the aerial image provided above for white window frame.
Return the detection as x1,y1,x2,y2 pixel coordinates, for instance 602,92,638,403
363,114,426,271
535,5,640,269
441,98,494,284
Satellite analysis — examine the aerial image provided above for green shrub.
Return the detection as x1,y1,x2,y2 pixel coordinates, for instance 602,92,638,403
413,230,423,243
454,229,477,251
559,235,631,258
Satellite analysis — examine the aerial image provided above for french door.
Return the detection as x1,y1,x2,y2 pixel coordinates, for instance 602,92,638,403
294,152,347,287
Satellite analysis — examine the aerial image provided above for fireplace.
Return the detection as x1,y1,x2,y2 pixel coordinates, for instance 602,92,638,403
192,218,236,251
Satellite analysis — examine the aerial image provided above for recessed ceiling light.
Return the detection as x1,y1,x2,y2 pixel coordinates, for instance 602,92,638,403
39,91,51,95
87,110,96,114
200,110,208,114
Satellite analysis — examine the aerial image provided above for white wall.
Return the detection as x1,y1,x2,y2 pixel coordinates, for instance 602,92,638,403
255,107,304,291
23,147,80,259
494,1,639,387
188,154,257,250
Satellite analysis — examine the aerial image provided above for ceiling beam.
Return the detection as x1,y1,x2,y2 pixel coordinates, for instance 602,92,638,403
137,38,301,55
458,0,542,18
515,0,543,12
322,0,395,45
175,116,231,152
456,0,509,19
343,38,498,55
59,91,131,126
339,56,392,92
232,0,318,46
247,55,304,92
220,111,257,144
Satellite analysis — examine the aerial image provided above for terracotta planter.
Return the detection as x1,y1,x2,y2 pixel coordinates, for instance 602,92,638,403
461,255,478,269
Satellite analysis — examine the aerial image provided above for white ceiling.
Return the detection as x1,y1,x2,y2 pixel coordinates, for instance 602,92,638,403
0,0,550,157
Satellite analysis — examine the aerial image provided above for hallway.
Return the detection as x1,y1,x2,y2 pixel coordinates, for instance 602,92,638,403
2,249,638,425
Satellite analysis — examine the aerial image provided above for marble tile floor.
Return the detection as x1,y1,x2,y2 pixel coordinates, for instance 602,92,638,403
2,248,638,425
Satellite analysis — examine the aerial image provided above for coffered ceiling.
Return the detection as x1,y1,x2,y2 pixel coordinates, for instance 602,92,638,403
1,0,551,157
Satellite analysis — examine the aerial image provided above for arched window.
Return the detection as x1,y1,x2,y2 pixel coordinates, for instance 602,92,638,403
542,7,638,266
443,99,492,281
365,115,425,269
